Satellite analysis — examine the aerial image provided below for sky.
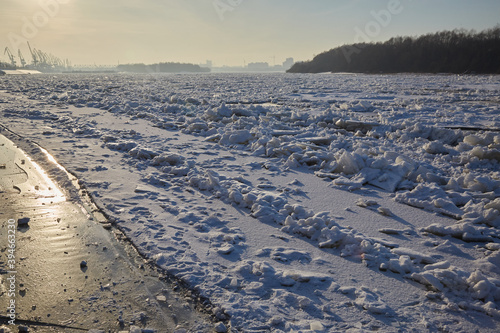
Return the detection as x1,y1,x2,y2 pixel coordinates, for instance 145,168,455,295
1,0,499,67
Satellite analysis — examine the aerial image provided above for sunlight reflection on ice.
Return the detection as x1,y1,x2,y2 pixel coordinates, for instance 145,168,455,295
22,147,66,203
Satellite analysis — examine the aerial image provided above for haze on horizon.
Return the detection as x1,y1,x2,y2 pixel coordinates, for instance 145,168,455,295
1,0,499,68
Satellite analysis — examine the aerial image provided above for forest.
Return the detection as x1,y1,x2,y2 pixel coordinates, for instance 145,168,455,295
117,62,210,73
287,26,500,74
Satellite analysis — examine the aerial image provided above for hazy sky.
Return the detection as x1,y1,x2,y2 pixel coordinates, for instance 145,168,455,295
1,0,499,67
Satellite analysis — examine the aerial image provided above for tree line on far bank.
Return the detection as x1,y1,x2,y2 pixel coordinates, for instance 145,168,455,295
288,26,500,74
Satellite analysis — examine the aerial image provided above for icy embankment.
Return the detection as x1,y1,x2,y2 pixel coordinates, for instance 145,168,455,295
1,73,500,331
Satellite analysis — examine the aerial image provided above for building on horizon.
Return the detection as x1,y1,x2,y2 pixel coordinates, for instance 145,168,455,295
283,58,294,70
201,60,213,69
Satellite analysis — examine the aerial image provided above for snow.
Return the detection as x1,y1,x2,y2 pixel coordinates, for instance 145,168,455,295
1,73,500,332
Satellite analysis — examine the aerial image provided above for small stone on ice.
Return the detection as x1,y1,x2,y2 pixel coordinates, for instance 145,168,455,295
101,284,111,291
215,322,227,333
156,295,167,302
17,217,30,226
80,260,87,268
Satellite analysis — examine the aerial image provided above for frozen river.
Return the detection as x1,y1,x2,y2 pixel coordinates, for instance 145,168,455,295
1,73,500,332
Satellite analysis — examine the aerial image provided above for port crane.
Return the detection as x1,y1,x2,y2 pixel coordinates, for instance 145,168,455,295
35,49,47,65
2,42,70,72
4,47,17,67
27,42,38,66
18,49,26,68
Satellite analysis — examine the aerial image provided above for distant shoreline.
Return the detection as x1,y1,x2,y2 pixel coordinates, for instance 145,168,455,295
288,26,500,74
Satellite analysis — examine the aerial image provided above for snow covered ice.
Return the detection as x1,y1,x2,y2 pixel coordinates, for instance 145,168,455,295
1,73,500,332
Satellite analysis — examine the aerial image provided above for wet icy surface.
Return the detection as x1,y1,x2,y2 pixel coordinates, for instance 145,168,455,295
1,73,500,332
0,134,212,332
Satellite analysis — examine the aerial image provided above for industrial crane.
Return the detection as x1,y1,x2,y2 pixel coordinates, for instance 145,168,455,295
11,42,70,72
18,49,26,68
35,49,47,66
4,47,17,67
27,41,38,66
